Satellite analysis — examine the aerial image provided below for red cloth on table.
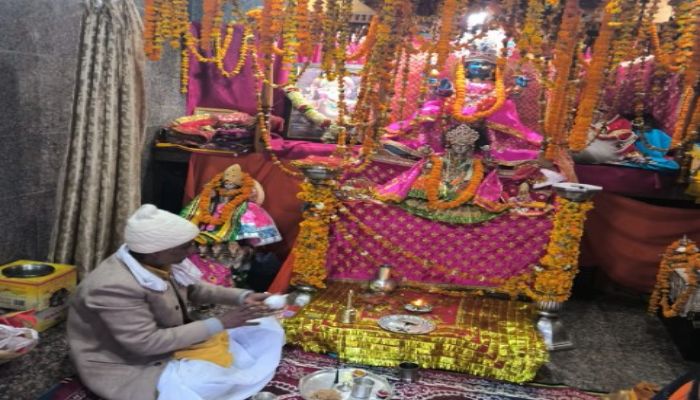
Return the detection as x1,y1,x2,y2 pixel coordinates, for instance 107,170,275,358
575,164,680,198
580,192,700,292
184,153,303,260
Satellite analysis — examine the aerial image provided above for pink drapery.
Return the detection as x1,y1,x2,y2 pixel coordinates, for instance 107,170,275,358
185,24,287,116
326,202,552,287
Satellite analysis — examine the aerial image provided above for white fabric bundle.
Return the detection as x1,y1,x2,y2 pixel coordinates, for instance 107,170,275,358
0,324,38,353
156,317,285,400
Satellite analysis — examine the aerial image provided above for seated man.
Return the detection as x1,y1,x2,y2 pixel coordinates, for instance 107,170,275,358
67,204,284,400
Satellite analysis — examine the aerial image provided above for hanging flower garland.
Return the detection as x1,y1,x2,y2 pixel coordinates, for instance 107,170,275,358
425,156,485,210
451,59,508,123
648,238,700,318
290,181,340,288
522,198,594,302
190,172,255,226
543,0,582,160
435,0,458,71
517,0,546,58
568,7,617,152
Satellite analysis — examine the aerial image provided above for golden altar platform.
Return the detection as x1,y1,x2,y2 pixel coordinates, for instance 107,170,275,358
283,282,549,383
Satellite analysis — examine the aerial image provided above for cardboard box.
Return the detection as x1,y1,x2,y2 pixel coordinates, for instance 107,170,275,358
0,260,76,311
0,305,68,332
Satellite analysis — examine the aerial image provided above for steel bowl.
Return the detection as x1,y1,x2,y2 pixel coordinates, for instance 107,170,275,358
552,182,602,202
2,263,55,278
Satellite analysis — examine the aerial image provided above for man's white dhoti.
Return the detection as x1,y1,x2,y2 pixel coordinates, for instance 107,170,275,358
157,317,285,400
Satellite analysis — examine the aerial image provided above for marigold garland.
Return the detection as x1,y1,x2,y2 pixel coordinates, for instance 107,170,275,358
518,0,545,58
648,238,700,318
435,0,458,71
452,59,507,123
521,198,594,303
290,181,340,288
568,8,616,152
543,0,581,160
672,87,696,148
425,156,485,210
191,172,254,226
647,22,681,73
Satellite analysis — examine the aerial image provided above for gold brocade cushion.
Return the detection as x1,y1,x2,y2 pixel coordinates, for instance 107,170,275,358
283,282,548,383
173,331,233,368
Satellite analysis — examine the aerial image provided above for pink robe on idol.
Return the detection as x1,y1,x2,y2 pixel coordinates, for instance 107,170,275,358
378,82,543,210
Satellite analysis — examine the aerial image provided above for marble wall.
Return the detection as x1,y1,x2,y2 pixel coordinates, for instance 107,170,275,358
0,0,185,265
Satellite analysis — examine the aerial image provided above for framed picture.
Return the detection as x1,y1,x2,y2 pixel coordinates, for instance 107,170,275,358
284,64,363,141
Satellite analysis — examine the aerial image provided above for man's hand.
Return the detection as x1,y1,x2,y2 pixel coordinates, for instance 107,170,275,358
244,292,271,305
217,304,272,329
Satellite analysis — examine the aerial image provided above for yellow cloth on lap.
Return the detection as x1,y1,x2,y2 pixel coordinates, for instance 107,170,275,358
174,331,233,368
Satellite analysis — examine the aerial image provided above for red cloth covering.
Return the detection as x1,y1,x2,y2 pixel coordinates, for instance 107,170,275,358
580,192,700,292
575,164,680,198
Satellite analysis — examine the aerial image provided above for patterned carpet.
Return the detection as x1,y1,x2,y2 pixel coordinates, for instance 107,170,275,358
262,347,600,400
40,346,601,400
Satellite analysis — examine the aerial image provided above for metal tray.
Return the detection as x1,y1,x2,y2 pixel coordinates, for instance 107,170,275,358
2,263,55,278
377,314,435,334
299,368,393,400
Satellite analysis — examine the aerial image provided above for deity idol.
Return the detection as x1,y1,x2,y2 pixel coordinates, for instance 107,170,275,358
381,43,543,167
180,164,282,286
376,124,553,223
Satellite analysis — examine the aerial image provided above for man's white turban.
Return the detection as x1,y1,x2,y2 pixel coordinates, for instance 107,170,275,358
124,204,199,254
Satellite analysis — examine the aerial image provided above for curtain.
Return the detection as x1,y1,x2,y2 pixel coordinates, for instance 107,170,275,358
49,0,145,278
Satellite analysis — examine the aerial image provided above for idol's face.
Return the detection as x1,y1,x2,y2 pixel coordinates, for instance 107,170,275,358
466,60,495,80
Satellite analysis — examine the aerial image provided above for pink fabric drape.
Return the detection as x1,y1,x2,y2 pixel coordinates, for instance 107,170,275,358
186,24,287,116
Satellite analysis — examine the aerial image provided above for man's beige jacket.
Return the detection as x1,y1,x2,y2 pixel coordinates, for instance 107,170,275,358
67,254,251,400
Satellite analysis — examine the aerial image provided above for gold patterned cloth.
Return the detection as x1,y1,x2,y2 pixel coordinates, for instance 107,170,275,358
283,282,548,383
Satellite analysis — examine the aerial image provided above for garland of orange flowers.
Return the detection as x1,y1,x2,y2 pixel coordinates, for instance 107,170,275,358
435,0,458,71
517,0,545,58
451,59,507,123
648,23,681,73
521,198,594,303
648,238,700,318
290,181,340,288
425,156,485,210
250,49,303,178
543,0,581,160
672,87,696,147
215,25,252,78
191,172,254,226
295,0,313,58
568,8,617,152
646,0,700,76
180,47,189,94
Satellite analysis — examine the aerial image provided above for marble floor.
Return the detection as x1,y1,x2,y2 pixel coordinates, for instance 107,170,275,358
0,284,698,400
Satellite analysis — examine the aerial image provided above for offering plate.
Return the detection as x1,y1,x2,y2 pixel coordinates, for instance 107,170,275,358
299,368,392,400
403,303,433,313
377,314,435,334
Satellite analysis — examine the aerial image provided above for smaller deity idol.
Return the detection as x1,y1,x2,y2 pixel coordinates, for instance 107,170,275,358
573,113,679,171
181,164,282,286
